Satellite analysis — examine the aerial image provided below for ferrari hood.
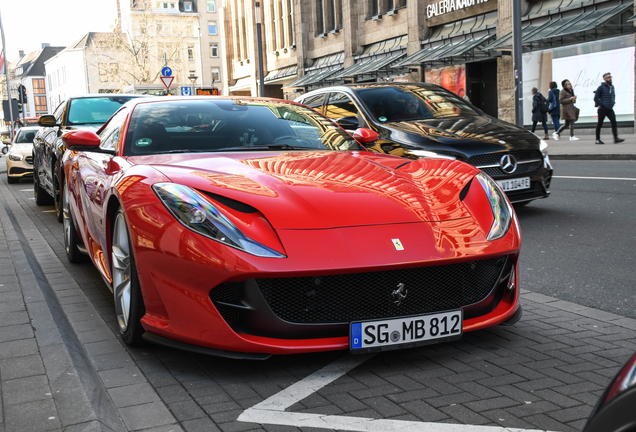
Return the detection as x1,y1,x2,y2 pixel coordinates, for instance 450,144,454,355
385,116,541,155
129,151,479,229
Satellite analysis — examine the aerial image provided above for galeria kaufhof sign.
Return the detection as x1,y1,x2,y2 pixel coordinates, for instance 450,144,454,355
427,0,488,18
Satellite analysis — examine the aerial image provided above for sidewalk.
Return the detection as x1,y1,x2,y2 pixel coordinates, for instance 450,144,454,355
543,129,636,160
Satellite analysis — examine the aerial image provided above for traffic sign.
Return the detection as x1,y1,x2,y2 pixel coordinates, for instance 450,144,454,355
161,66,173,77
160,76,174,90
181,87,192,96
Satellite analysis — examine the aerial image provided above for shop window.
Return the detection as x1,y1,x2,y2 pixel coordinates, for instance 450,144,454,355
32,78,46,94
324,93,359,121
207,0,216,12
34,96,47,113
208,21,217,35
210,43,219,57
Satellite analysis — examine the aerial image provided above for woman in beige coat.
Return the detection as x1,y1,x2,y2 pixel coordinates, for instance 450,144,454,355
553,79,579,141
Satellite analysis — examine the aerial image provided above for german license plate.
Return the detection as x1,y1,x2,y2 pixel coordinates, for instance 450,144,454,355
350,310,463,353
497,177,530,191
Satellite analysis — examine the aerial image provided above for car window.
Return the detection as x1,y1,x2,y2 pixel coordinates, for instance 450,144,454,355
300,93,327,114
356,86,478,122
324,93,359,121
124,99,363,156
67,97,138,125
99,109,129,151
15,130,37,143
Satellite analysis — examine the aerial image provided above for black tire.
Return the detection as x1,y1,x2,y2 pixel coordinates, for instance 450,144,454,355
7,175,18,184
112,209,146,346
54,161,63,223
1,146,8,154
62,181,88,263
34,163,54,206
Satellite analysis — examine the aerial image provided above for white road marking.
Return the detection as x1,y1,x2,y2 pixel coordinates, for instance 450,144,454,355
19,189,32,192
554,175,636,181
238,354,555,432
42,210,56,213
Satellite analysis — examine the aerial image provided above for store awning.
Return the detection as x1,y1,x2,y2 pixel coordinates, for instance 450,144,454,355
627,13,636,21
283,67,343,88
393,34,496,68
484,3,633,50
332,53,406,79
228,77,252,92
264,65,298,83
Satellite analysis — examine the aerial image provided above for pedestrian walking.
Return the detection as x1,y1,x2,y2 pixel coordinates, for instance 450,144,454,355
594,72,624,144
547,81,560,132
553,79,579,141
531,87,550,139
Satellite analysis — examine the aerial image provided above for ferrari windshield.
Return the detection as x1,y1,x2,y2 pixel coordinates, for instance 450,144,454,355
124,99,363,156
68,97,139,125
356,86,479,123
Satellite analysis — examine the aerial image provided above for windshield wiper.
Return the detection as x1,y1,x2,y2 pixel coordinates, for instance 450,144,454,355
215,145,312,151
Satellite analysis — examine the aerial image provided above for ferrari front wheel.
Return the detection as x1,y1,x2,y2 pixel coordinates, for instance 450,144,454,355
111,209,146,346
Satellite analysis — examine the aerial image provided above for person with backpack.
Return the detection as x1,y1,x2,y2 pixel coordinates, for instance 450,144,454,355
547,81,560,132
531,87,550,139
594,72,624,144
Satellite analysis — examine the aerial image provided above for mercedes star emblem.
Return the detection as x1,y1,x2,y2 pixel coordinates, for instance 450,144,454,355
499,154,518,174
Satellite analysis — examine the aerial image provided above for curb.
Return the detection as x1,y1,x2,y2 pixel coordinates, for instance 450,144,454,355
549,154,636,160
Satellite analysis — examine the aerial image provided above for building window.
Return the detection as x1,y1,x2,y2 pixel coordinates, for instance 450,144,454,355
188,45,195,61
184,1,192,11
99,63,109,82
314,0,324,35
156,20,163,34
210,43,219,57
315,0,340,35
32,78,46,94
208,21,217,35
207,0,216,12
211,67,220,83
34,96,47,113
47,75,52,91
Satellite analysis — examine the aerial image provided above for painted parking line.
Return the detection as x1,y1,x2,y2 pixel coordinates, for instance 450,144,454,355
554,175,636,181
238,354,555,432
19,189,32,192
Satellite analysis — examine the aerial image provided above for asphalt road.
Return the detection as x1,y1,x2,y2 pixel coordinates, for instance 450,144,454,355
515,159,636,319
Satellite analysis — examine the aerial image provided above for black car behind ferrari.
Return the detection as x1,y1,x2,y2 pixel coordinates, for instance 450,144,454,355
296,83,552,205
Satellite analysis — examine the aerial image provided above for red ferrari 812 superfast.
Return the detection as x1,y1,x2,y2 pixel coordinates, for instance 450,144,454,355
61,97,521,359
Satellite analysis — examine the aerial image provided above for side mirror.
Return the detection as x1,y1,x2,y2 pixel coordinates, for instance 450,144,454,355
62,130,115,154
336,116,359,130
38,114,59,127
353,128,379,144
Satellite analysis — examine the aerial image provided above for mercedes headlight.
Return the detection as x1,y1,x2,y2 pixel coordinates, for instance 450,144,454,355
153,183,285,258
475,173,513,241
8,153,24,161
539,139,548,157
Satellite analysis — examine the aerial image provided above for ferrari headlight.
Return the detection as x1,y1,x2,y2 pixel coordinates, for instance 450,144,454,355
475,173,513,241
539,139,548,156
405,150,456,160
153,183,285,258
8,153,24,161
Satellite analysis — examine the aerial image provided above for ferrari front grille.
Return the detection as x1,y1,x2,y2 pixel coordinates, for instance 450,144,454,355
253,256,508,324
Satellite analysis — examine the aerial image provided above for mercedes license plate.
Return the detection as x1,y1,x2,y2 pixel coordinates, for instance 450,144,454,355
497,177,530,192
350,310,463,353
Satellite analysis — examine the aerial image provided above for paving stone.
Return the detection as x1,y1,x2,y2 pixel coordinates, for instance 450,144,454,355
90,350,135,372
99,366,147,389
157,384,195,404
108,383,161,408
3,398,61,432
169,400,207,422
399,400,449,422
2,375,52,406
119,401,175,431
548,404,595,423
0,323,33,343
439,404,491,425
0,354,45,380
182,417,223,432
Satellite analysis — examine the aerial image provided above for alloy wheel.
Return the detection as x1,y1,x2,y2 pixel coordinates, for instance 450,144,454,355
112,213,132,333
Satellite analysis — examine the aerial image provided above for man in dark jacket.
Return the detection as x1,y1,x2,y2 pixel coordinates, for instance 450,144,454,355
594,72,624,144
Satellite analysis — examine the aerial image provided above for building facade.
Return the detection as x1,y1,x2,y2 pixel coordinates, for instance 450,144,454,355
220,0,635,125
9,46,64,119
199,0,225,93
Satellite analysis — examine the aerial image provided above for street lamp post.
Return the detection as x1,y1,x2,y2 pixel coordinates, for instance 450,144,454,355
255,2,265,97
512,0,523,127
188,74,198,96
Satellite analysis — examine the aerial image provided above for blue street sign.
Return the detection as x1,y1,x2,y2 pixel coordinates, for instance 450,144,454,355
181,87,192,96
162,66,173,77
